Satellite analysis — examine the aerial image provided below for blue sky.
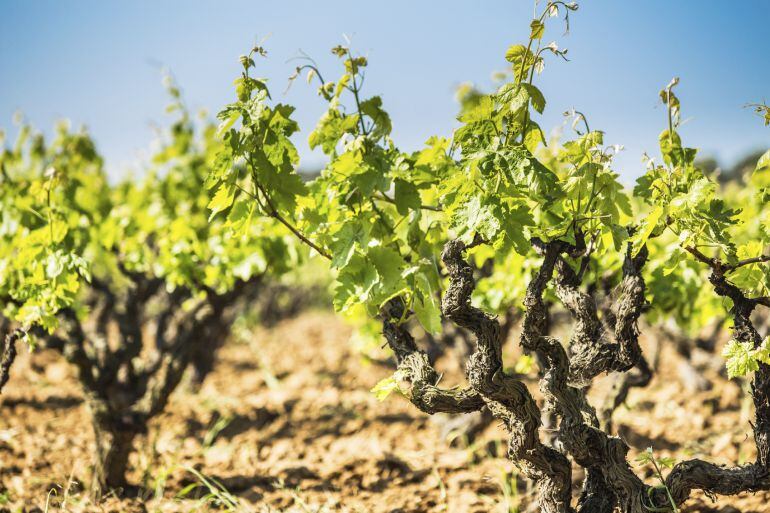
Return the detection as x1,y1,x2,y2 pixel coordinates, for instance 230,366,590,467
1,0,768,183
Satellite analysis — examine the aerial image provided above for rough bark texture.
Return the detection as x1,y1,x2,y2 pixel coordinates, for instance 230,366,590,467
441,239,573,513
380,236,770,512
559,245,648,387
704,266,770,468
90,405,140,496
423,317,501,445
0,327,21,394
381,299,485,415
522,239,647,513
35,268,265,493
653,266,770,506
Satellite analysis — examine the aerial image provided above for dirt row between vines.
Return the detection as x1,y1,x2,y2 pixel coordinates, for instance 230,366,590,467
1,311,768,512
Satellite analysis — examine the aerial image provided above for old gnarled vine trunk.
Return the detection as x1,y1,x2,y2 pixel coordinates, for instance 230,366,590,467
381,237,770,512
33,271,264,494
90,407,140,494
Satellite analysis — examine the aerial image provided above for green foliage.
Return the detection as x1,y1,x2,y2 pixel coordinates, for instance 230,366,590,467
635,79,770,376
208,2,636,341
635,447,676,470
370,369,407,401
723,338,770,379
212,43,454,334
207,3,770,388
644,244,723,335
636,448,680,513
634,79,741,258
1,72,301,345
107,75,297,295
0,122,93,332
756,150,770,173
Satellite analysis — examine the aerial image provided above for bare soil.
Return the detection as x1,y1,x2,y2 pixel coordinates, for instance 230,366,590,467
1,311,768,512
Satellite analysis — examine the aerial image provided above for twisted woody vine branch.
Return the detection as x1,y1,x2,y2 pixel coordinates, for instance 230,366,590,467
206,2,770,511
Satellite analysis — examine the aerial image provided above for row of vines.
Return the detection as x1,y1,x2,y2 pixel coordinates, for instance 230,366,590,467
2,2,770,511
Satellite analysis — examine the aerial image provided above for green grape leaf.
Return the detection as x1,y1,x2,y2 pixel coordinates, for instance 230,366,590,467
723,340,759,379
632,205,664,255
330,221,371,269
756,150,770,173
530,20,545,40
370,369,407,401
394,179,421,215
413,271,442,335
522,84,546,114
452,195,501,244
207,182,236,220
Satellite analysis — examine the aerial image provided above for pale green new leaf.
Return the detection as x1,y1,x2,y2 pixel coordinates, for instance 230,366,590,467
370,369,407,401
723,340,759,378
207,183,236,220
756,150,770,173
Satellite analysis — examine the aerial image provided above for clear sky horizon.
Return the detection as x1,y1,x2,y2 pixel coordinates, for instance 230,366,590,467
1,1,768,183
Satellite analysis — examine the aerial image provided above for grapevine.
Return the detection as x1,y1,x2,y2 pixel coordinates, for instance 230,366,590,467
209,2,770,511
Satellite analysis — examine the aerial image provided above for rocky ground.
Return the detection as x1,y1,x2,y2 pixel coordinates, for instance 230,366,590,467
1,311,768,512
